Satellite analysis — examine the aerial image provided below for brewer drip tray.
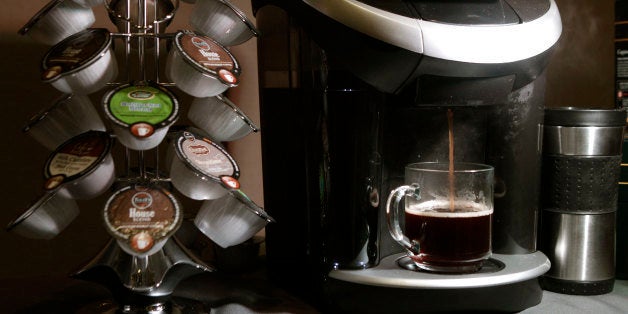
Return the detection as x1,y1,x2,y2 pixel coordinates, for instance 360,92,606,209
397,256,505,274
329,251,550,289
326,252,551,313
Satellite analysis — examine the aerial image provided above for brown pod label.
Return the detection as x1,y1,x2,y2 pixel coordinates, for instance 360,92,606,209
104,185,181,253
44,131,111,190
180,33,235,72
42,29,110,80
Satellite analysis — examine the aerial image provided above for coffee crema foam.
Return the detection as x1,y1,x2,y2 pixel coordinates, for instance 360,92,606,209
406,200,493,217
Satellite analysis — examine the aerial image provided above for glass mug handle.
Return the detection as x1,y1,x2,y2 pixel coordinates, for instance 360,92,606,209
386,184,421,255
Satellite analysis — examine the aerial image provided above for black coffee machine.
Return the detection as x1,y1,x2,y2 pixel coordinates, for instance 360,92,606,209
252,0,562,312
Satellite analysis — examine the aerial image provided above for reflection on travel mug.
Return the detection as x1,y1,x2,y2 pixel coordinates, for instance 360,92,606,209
386,162,494,273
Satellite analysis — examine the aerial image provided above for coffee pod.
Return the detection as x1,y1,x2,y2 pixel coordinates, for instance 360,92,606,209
189,0,259,47
103,184,182,257
41,28,118,95
188,94,258,142
103,82,179,151
71,0,104,8
7,192,80,240
194,189,274,248
169,129,240,200
19,0,96,46
23,94,106,151
43,130,116,200
165,30,240,98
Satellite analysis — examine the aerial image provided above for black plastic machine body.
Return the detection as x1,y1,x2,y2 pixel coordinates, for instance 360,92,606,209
252,0,562,312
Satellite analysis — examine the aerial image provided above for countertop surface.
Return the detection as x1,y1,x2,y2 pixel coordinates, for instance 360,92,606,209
2,273,627,313
522,280,628,314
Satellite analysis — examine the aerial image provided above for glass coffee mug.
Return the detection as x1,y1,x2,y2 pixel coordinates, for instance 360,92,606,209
386,162,494,273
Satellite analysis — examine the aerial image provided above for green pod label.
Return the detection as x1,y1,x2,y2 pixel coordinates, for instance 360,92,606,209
108,85,174,125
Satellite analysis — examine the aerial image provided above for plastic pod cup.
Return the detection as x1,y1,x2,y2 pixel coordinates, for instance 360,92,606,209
23,94,106,151
103,82,179,151
41,28,118,95
188,94,258,142
43,130,116,200
71,0,105,8
194,189,274,248
103,184,182,257
105,0,177,34
168,129,240,200
19,0,96,46
6,191,80,240
189,0,259,47
165,30,240,98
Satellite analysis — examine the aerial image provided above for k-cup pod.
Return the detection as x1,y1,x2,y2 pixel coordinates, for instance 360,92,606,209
103,82,179,151
188,94,258,142
194,189,273,248
43,130,116,200
23,94,106,151
41,28,118,95
7,191,80,240
165,30,240,98
103,184,182,257
105,0,177,34
71,0,104,7
19,0,96,46
169,129,240,200
189,0,259,47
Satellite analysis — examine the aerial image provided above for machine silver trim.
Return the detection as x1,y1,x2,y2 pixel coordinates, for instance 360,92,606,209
303,0,423,54
328,252,550,289
303,0,562,63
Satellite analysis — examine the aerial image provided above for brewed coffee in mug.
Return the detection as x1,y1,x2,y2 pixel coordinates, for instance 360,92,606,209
386,162,494,273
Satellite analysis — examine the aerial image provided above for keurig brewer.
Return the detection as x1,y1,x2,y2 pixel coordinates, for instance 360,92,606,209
253,0,562,312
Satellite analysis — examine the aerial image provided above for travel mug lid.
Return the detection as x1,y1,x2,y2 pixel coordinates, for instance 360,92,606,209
544,107,627,127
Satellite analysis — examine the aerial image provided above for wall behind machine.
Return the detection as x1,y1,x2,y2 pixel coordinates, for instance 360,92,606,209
545,0,615,108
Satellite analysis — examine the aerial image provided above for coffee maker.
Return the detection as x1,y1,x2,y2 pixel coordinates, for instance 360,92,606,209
252,0,562,312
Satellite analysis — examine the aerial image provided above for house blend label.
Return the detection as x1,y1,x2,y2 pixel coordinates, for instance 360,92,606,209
179,33,235,72
104,185,181,254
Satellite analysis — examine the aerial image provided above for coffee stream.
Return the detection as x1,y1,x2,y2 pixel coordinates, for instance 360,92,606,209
447,109,455,212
